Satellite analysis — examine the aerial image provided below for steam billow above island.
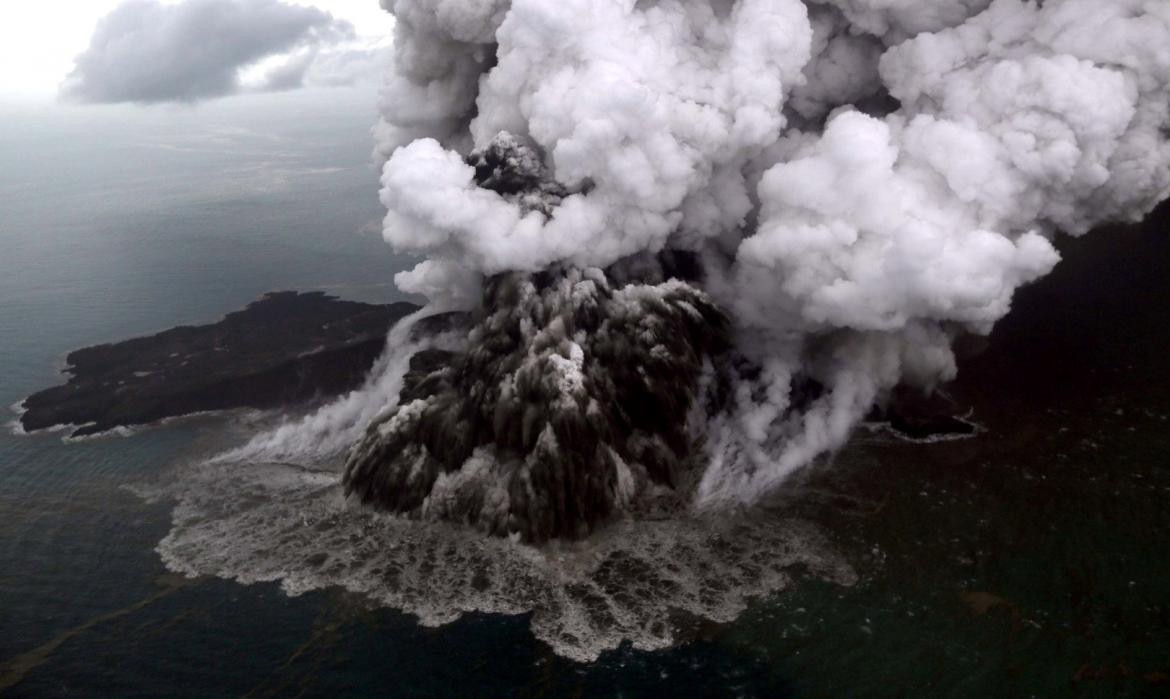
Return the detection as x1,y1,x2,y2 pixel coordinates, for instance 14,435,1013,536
321,0,1170,543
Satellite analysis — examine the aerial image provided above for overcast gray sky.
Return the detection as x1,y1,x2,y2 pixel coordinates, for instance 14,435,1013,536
0,0,393,102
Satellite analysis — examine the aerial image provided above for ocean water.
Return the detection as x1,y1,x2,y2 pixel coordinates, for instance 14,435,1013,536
1,91,1169,696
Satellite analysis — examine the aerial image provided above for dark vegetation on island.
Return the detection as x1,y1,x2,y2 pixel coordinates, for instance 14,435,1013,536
19,292,418,437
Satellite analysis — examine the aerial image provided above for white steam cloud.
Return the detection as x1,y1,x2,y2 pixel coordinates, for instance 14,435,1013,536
222,308,436,463
352,0,1170,511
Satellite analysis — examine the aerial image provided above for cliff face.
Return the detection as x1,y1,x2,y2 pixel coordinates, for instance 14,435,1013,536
20,292,418,437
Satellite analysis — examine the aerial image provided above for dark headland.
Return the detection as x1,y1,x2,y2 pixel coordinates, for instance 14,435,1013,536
19,292,419,437
19,199,1167,443
13,289,987,444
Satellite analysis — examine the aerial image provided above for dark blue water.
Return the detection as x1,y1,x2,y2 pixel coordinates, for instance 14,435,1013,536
0,93,797,697
2,92,1168,696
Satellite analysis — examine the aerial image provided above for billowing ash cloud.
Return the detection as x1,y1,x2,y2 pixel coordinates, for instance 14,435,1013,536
61,0,364,103
337,0,1170,540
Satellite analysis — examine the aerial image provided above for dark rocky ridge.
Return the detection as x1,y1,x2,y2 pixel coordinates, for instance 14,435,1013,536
20,291,419,437
343,268,729,543
339,134,733,543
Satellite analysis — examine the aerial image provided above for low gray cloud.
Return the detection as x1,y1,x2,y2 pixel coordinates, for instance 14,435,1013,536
61,0,359,104
254,43,387,93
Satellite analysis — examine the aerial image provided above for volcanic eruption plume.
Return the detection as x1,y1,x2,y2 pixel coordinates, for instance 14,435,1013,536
338,0,1170,542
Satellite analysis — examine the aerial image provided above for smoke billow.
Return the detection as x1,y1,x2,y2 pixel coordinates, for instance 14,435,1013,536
331,0,1170,539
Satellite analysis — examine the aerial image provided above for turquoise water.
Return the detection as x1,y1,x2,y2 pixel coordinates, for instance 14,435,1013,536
1,92,1168,696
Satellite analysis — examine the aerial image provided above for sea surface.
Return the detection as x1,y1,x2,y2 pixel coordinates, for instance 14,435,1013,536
1,93,1168,696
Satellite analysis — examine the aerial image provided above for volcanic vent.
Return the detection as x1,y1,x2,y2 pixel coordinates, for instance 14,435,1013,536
344,136,729,542
342,0,1170,540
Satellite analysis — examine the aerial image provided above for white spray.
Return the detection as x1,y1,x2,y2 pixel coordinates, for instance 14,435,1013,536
357,0,1170,508
221,309,430,462
242,0,1170,513
153,0,1170,656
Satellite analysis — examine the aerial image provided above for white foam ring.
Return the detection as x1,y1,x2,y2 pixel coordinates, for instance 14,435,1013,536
7,400,28,436
152,454,855,662
142,308,854,661
859,412,985,445
62,424,138,443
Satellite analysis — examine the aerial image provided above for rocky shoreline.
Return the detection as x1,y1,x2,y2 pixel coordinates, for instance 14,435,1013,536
16,287,983,450
18,291,418,438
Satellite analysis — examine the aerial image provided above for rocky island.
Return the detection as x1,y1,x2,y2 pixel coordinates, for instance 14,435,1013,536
18,292,419,437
